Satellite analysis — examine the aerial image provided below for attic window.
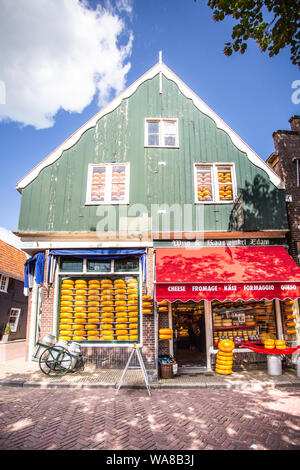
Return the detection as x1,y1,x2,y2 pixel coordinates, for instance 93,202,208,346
194,163,237,204
0,274,9,292
145,119,179,148
86,163,130,205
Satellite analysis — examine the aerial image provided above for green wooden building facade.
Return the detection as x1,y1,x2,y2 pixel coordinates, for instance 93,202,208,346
17,60,294,375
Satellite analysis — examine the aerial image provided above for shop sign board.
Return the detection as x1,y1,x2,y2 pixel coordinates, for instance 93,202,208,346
156,282,300,303
154,239,287,248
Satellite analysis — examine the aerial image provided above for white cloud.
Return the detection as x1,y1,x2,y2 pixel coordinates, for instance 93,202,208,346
0,0,133,129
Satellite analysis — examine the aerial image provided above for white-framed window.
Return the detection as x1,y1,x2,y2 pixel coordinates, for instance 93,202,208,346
145,118,179,148
0,274,9,293
8,308,21,332
86,163,130,205
194,163,237,204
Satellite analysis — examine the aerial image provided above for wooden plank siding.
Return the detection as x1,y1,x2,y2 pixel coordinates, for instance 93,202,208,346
18,73,288,234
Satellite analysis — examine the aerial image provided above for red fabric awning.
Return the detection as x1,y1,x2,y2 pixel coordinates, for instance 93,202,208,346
155,246,300,302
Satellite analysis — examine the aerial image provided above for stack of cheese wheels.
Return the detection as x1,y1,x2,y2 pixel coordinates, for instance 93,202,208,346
126,278,138,341
157,300,168,312
86,279,100,341
283,300,297,336
216,339,234,375
264,338,275,349
142,295,153,314
73,278,88,341
114,278,128,341
59,279,76,341
100,278,115,341
275,339,286,350
159,328,173,340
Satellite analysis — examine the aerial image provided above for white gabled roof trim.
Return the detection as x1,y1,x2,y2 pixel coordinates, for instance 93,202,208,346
16,61,284,192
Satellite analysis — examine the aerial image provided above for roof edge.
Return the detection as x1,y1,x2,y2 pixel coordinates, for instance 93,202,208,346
16,61,285,191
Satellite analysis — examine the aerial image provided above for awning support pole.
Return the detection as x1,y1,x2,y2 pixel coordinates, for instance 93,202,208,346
168,302,174,357
204,300,213,371
274,299,284,339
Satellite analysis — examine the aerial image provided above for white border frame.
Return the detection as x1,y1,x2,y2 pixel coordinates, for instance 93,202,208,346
194,162,237,204
85,162,130,206
144,118,179,148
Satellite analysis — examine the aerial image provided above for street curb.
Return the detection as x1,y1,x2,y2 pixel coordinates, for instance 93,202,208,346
0,380,299,390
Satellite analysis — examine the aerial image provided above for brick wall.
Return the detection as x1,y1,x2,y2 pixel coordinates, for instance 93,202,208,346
268,116,300,264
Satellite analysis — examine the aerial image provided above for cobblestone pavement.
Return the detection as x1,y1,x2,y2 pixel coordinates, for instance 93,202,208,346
0,386,299,450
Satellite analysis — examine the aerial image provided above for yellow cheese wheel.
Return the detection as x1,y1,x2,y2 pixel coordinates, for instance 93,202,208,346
215,368,232,375
60,312,73,318
88,301,100,307
60,306,74,312
88,295,100,301
74,329,86,336
75,289,86,295
88,289,99,295
143,309,152,314
102,300,114,306
158,307,168,311
115,329,127,335
286,329,296,334
59,323,72,330
127,288,138,294
115,324,128,330
74,307,86,313
100,279,113,284
86,329,99,335
59,336,71,341
74,312,86,318
102,289,114,295
128,299,138,305
100,323,114,330
88,312,100,318
61,281,74,287
101,312,114,318
117,335,129,341
142,302,152,307
74,319,86,324
215,363,232,371
128,315,138,321
128,323,138,329
286,314,296,319
217,351,233,358
73,324,86,330
74,300,86,306
88,307,99,313
85,324,97,330
159,334,173,340
101,335,115,341
142,295,152,301
115,300,126,306
74,295,86,301
59,330,73,336
72,336,85,341
61,300,73,307
61,289,73,295
128,311,138,318
158,300,168,305
101,295,114,302
115,306,127,312
60,295,73,301
115,294,126,300
129,335,138,341
286,321,296,327
115,289,126,294
115,317,128,323
87,336,100,341
128,294,138,300
129,329,138,335
101,330,114,336
128,306,138,312
159,328,173,335
60,318,73,324
87,318,100,323
102,306,114,312
101,318,114,324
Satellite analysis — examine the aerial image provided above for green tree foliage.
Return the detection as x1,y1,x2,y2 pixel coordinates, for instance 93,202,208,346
195,0,300,66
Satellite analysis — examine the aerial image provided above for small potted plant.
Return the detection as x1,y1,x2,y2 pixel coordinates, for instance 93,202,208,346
2,322,11,342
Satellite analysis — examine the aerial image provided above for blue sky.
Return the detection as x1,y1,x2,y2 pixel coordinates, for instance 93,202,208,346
0,0,299,231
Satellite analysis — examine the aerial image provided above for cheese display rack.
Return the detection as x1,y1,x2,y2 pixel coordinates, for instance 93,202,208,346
57,275,140,343
280,299,299,346
212,299,277,349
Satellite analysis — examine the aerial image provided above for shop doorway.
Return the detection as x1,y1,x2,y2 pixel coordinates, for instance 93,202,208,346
173,301,206,372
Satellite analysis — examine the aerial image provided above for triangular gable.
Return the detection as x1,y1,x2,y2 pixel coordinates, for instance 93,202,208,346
16,61,284,192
